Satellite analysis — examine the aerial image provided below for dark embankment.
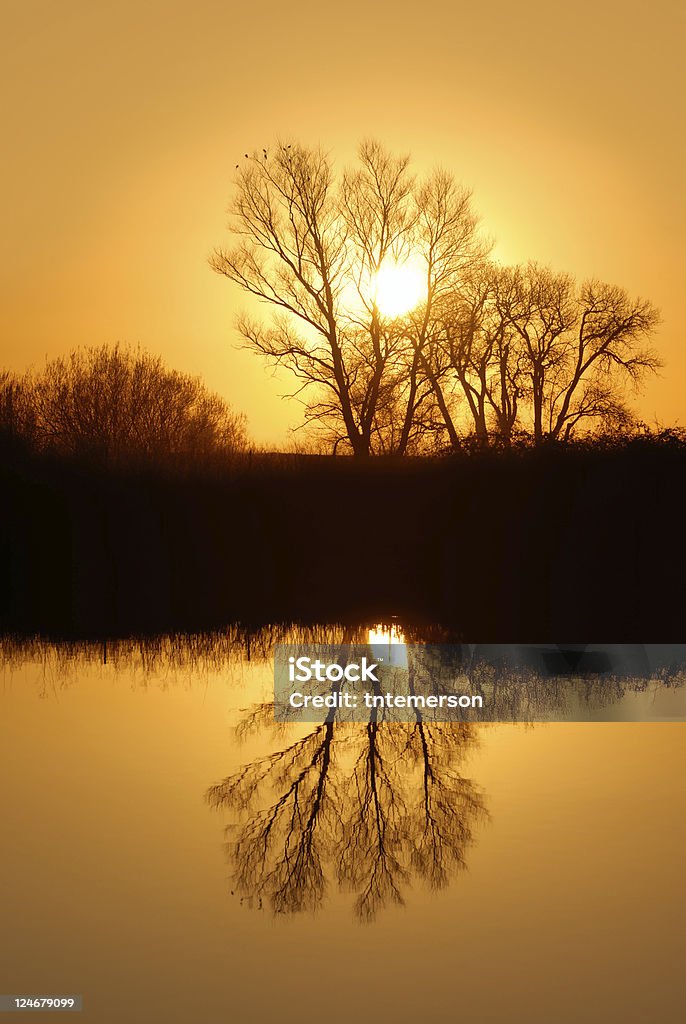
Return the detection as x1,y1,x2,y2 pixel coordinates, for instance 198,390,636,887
1,437,684,639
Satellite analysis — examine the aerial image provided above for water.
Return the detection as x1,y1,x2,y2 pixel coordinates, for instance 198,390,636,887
1,632,685,1023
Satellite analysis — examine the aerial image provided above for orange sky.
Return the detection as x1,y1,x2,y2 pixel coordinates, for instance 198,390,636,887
1,0,684,445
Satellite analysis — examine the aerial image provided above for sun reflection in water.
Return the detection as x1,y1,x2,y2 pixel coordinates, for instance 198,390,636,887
367,622,408,668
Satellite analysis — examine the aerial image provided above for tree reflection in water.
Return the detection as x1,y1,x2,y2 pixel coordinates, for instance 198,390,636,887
207,711,487,922
4,629,682,919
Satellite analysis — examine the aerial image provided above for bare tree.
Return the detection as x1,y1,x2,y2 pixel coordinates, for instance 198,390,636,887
211,141,488,455
0,371,37,448
24,345,249,462
429,262,661,446
397,172,491,451
211,142,365,454
496,264,661,441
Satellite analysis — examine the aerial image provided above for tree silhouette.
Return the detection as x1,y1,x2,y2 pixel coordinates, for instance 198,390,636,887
207,713,486,922
213,140,661,452
489,264,660,441
415,262,661,446
7,344,249,463
0,371,37,450
211,140,486,455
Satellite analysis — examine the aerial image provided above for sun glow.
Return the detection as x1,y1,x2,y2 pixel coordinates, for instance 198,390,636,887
372,258,427,317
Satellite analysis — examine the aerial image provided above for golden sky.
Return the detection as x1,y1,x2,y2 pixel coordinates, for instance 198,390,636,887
1,0,684,444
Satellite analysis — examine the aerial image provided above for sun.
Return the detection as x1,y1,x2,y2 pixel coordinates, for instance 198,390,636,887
372,257,427,317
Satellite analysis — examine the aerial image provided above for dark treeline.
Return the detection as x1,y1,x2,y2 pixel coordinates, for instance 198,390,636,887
2,432,685,638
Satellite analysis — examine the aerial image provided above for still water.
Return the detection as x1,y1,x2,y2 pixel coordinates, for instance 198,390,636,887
1,629,685,1023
